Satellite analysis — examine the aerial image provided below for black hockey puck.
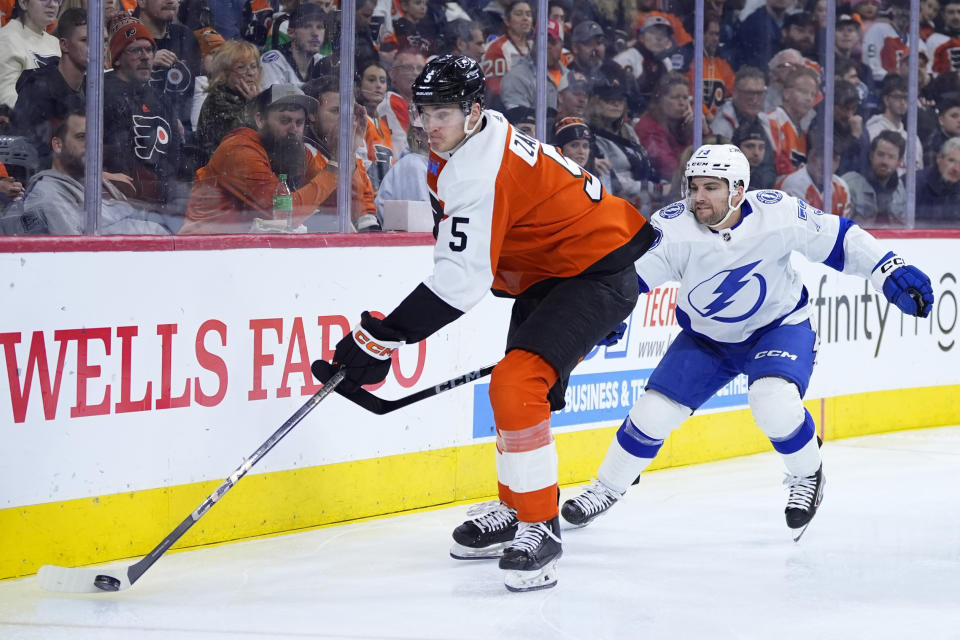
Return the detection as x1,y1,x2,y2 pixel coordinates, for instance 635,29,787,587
94,574,121,591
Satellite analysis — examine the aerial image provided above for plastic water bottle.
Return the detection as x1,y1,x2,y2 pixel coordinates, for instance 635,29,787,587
273,174,293,231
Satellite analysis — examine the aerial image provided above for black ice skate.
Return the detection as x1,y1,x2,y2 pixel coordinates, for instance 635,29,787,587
784,465,825,542
561,479,623,527
499,517,562,592
450,500,518,560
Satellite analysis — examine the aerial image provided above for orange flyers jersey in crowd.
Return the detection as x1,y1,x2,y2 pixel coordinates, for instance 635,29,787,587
182,128,336,234
687,56,734,119
933,38,960,74
480,35,529,96
364,114,395,168
0,0,12,27
425,110,650,310
775,167,852,217
764,107,809,177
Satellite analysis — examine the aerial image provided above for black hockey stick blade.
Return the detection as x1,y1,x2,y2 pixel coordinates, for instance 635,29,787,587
37,369,347,593
311,360,496,415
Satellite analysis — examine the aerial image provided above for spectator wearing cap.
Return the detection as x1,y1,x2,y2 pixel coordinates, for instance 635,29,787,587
554,116,601,176
0,0,61,108
866,74,923,173
500,18,566,112
764,65,819,176
11,7,87,171
103,18,184,215
183,84,338,234
732,119,777,189
775,133,852,217
685,14,735,125
555,114,613,190
765,47,805,113
586,78,655,209
189,27,226,131
480,0,532,100
135,0,203,129
916,136,960,222
835,9,863,60
556,70,589,119
842,129,907,226
923,96,960,166
260,3,327,89
730,0,792,70
782,10,817,61
195,40,262,168
634,72,693,180
504,105,537,138
861,0,909,82
613,15,674,113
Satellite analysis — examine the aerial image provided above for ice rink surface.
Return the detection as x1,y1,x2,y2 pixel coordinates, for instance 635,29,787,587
2,425,959,640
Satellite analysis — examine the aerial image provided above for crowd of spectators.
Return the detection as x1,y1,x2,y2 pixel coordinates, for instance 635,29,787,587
0,0,958,235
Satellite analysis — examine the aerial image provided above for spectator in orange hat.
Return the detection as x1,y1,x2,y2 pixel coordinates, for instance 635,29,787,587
190,26,226,131
103,18,184,213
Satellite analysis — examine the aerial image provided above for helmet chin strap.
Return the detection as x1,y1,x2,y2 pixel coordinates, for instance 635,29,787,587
698,183,743,230
448,108,483,154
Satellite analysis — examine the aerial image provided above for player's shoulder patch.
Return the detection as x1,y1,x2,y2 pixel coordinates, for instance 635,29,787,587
658,201,685,219
648,226,663,250
261,50,281,62
755,190,783,204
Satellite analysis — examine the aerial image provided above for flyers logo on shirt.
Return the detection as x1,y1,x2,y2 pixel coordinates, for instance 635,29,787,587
151,60,193,95
132,114,172,161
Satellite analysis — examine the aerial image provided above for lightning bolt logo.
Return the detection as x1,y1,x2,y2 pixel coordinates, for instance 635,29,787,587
689,260,767,323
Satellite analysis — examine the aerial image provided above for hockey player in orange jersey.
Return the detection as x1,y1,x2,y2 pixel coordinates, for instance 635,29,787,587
319,55,655,592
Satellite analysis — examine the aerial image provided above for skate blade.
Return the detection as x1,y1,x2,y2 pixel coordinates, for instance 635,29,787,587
449,541,507,560
791,521,812,542
504,560,559,593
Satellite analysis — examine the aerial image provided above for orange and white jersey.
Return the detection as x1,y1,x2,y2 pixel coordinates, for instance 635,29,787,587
763,107,812,177
376,91,412,158
932,36,960,74
775,167,852,217
862,22,907,81
425,110,651,310
480,35,529,96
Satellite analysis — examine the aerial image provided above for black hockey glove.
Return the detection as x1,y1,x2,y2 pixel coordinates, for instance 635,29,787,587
872,254,934,318
327,312,405,393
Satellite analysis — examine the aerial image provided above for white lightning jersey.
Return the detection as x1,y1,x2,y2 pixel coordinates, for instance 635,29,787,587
637,190,892,344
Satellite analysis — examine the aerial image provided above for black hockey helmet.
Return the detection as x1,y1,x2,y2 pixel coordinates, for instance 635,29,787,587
411,54,485,117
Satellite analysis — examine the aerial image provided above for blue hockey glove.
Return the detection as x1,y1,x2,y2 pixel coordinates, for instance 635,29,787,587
326,312,405,393
873,254,934,318
597,322,627,347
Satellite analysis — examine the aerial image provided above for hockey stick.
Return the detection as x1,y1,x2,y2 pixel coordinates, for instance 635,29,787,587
311,360,495,415
36,369,347,594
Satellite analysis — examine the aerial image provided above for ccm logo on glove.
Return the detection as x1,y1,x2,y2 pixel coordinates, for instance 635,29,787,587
353,328,397,359
877,255,905,275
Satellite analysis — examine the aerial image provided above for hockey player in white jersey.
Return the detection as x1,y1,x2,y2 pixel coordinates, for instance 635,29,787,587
561,144,934,539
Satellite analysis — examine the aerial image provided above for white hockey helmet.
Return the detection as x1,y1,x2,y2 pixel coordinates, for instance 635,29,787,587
683,144,751,229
